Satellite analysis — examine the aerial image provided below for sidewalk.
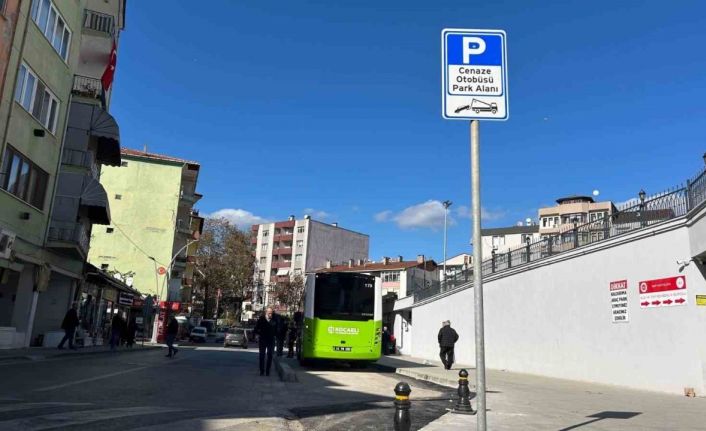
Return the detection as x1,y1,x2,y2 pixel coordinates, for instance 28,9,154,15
377,355,706,430
0,342,160,362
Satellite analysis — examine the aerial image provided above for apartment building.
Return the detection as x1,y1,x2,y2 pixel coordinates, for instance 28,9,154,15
438,252,472,281
0,0,126,348
538,195,616,244
88,148,203,304
480,224,541,258
246,216,368,315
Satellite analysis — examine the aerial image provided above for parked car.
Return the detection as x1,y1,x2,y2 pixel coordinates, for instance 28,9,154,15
224,328,251,349
189,326,207,343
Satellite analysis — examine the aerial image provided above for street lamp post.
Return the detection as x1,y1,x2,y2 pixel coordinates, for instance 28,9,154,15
150,239,199,343
442,200,452,285
639,189,646,227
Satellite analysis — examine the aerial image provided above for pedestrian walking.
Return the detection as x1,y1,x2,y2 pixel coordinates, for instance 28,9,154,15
165,316,179,358
438,320,459,370
110,313,124,352
125,318,136,348
286,318,297,358
276,315,288,357
254,307,277,376
57,304,79,350
382,326,391,355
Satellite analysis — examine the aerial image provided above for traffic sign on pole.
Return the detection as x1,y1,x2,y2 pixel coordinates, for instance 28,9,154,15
441,27,509,431
441,28,508,120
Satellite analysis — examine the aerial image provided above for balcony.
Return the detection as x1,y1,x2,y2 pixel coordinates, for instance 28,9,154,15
272,247,293,255
83,9,115,36
47,221,90,258
270,261,291,269
273,234,293,242
64,100,121,166
275,220,295,229
72,75,103,105
62,148,99,178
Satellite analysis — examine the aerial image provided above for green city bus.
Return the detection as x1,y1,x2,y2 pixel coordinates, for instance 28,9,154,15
298,272,382,365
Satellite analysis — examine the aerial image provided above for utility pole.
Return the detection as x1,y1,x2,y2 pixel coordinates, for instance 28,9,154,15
442,200,453,285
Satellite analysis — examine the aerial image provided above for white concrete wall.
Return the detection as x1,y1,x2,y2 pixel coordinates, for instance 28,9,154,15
410,219,706,394
394,312,413,356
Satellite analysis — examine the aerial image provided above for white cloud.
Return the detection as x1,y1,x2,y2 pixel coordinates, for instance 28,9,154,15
456,205,507,221
207,208,270,229
303,208,332,220
374,210,393,222
393,200,455,230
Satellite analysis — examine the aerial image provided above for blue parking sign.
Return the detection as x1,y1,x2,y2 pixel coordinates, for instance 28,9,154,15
442,29,508,120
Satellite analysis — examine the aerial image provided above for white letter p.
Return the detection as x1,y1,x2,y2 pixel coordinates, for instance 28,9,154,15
462,37,486,64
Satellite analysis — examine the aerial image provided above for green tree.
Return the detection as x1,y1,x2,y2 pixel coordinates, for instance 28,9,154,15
272,274,305,313
194,218,255,321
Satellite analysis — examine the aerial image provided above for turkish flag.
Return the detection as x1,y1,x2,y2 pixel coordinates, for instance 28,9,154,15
101,40,117,91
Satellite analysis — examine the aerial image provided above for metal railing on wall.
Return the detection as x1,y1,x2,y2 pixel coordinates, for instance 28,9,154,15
414,165,706,303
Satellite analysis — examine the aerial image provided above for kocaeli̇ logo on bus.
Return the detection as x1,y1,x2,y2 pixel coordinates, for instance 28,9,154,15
327,326,359,335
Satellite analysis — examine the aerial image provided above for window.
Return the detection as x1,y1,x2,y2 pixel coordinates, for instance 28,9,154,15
30,0,71,61
293,269,302,275
314,273,374,321
1,146,49,209
590,211,606,222
259,257,266,265
492,235,505,248
0,0,6,14
297,226,305,234
382,271,400,283
14,63,60,133
262,229,269,237
296,240,303,248
258,270,266,280
295,254,302,262
114,194,122,200
261,243,268,251
106,227,114,233
521,234,533,244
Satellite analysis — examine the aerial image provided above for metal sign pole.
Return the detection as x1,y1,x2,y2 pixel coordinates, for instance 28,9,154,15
470,119,487,430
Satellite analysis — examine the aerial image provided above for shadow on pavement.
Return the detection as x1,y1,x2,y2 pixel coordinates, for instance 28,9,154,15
557,411,642,431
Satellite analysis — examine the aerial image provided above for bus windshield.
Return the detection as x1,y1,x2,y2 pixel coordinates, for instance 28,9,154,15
314,273,374,321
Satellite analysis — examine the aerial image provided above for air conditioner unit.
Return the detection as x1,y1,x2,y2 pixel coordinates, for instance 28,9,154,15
0,229,16,260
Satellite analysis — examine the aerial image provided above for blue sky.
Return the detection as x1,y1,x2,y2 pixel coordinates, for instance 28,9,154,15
111,0,706,262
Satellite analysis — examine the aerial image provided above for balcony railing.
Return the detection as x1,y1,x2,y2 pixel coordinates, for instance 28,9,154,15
48,221,89,256
84,9,115,36
62,149,98,179
72,75,102,101
414,164,706,303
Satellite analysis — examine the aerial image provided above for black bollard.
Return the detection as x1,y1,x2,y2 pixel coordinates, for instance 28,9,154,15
453,368,476,415
393,381,412,431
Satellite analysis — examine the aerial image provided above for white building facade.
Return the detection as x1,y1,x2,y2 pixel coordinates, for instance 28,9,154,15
244,216,369,318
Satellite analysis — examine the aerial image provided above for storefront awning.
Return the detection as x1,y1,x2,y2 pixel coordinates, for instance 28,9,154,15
276,269,289,276
80,177,111,225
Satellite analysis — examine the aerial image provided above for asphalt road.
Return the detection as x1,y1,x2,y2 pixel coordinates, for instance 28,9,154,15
0,345,453,430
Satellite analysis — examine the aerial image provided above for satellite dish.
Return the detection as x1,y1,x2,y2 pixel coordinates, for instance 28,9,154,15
525,218,532,225
592,190,600,197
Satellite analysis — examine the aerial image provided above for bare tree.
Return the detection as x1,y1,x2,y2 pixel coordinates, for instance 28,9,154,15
272,274,305,313
194,218,255,322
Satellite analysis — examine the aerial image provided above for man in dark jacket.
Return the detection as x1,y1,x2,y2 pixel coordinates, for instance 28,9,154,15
165,316,179,358
438,320,459,370
254,307,277,376
58,304,79,350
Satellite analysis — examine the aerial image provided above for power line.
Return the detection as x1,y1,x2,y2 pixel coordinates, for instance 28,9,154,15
111,223,167,267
